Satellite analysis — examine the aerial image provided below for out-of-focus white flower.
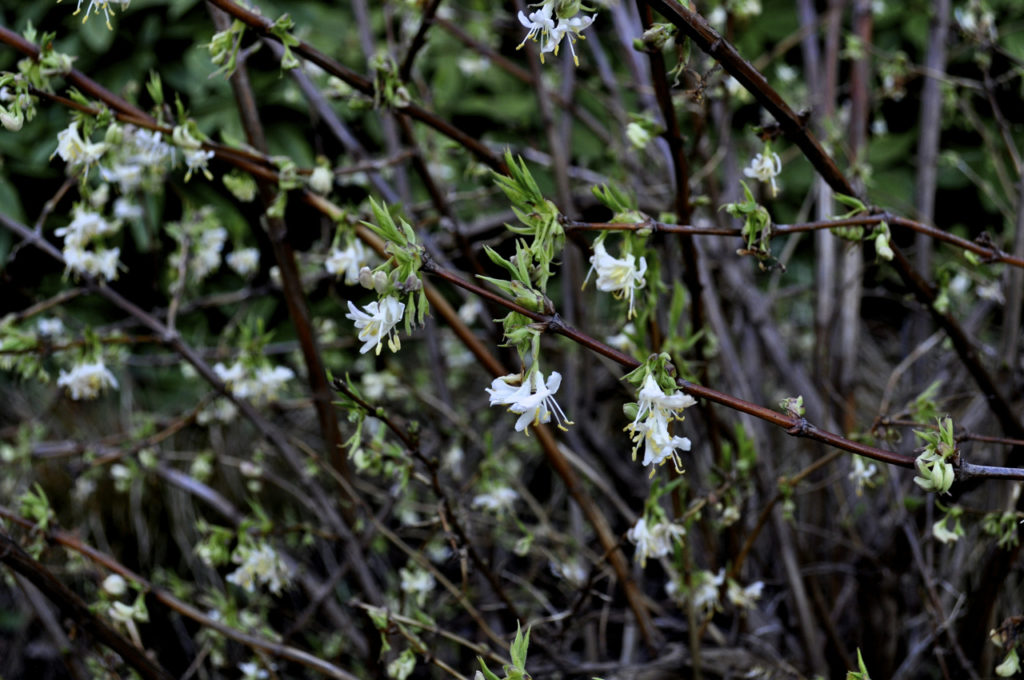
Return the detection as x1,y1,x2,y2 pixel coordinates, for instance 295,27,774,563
56,208,118,248
226,542,291,594
627,517,686,567
63,242,120,281
346,296,405,355
57,360,119,400
0,107,24,131
309,165,333,194
848,455,878,495
997,648,1021,677
326,240,368,285
191,227,227,281
127,127,175,168
100,163,144,193
487,370,571,433
743,149,782,197
226,247,260,277
36,317,65,337
213,361,294,403
727,578,764,609
400,566,436,607
102,574,127,596
932,517,959,544
691,568,726,615
550,560,588,587
626,122,651,149
471,486,518,513
238,661,269,680
586,241,647,318
183,148,214,181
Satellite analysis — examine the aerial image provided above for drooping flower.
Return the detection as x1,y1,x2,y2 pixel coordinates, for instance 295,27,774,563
226,542,291,594
743,149,783,197
586,241,647,318
727,578,764,609
57,360,119,400
517,3,556,52
626,374,696,471
183,148,214,181
627,517,686,567
325,240,368,285
487,370,571,433
346,296,405,355
53,121,107,174
546,12,596,66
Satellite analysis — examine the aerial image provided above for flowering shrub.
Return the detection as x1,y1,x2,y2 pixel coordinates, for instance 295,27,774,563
1,1,1024,679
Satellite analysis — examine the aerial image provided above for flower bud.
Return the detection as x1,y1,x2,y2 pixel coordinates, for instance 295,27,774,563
358,266,374,289
0,107,23,131
309,165,333,194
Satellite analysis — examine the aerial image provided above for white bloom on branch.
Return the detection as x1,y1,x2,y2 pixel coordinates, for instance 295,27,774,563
183,148,214,181
848,455,878,495
487,370,571,433
326,240,368,285
57,360,119,400
727,578,764,609
586,241,647,319
399,566,436,607
56,208,118,248
743,149,782,197
626,375,696,471
627,517,686,567
346,295,405,355
517,3,556,53
517,2,596,66
53,121,107,174
547,12,595,66
63,243,121,281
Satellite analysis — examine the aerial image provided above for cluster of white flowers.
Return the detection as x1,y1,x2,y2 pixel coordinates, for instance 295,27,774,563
213,360,295,403
517,1,596,66
226,542,291,595
53,121,108,174
487,370,571,433
627,516,686,567
346,296,405,355
326,239,369,285
54,206,123,280
187,226,228,283
626,375,696,472
57,359,119,400
743,148,783,197
586,241,647,318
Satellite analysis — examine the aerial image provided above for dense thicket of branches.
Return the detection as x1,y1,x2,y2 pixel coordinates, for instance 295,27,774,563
1,1,1024,679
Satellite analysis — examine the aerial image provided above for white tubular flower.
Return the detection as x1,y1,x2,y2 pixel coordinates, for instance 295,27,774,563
517,3,556,53
346,296,405,355
727,579,764,609
53,121,107,173
932,517,959,544
183,148,214,181
63,243,121,281
848,455,878,495
100,163,144,192
56,208,118,248
57,360,119,400
547,13,596,66
471,486,518,513
743,150,782,197
487,370,572,432
587,241,647,318
691,568,725,615
226,247,260,277
627,517,686,567
325,240,368,285
626,375,696,471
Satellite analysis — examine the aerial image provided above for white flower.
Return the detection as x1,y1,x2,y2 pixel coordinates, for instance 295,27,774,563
100,163,143,192
107,601,137,624
65,0,132,27
848,455,878,495
63,242,120,281
626,122,651,149
346,296,405,355
586,241,647,318
743,150,782,197
727,579,764,609
627,517,686,567
517,3,556,53
471,486,518,513
550,560,588,587
486,370,571,433
932,517,960,544
400,566,436,606
36,317,65,337
214,361,294,403
226,247,260,277
546,12,596,66
57,360,119,400
309,165,333,194
691,568,725,615
53,121,107,173
183,148,214,181
626,375,696,471
189,227,227,282
238,661,269,680
55,208,118,248
326,240,368,285
226,542,291,594
102,574,127,596
0,107,23,131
